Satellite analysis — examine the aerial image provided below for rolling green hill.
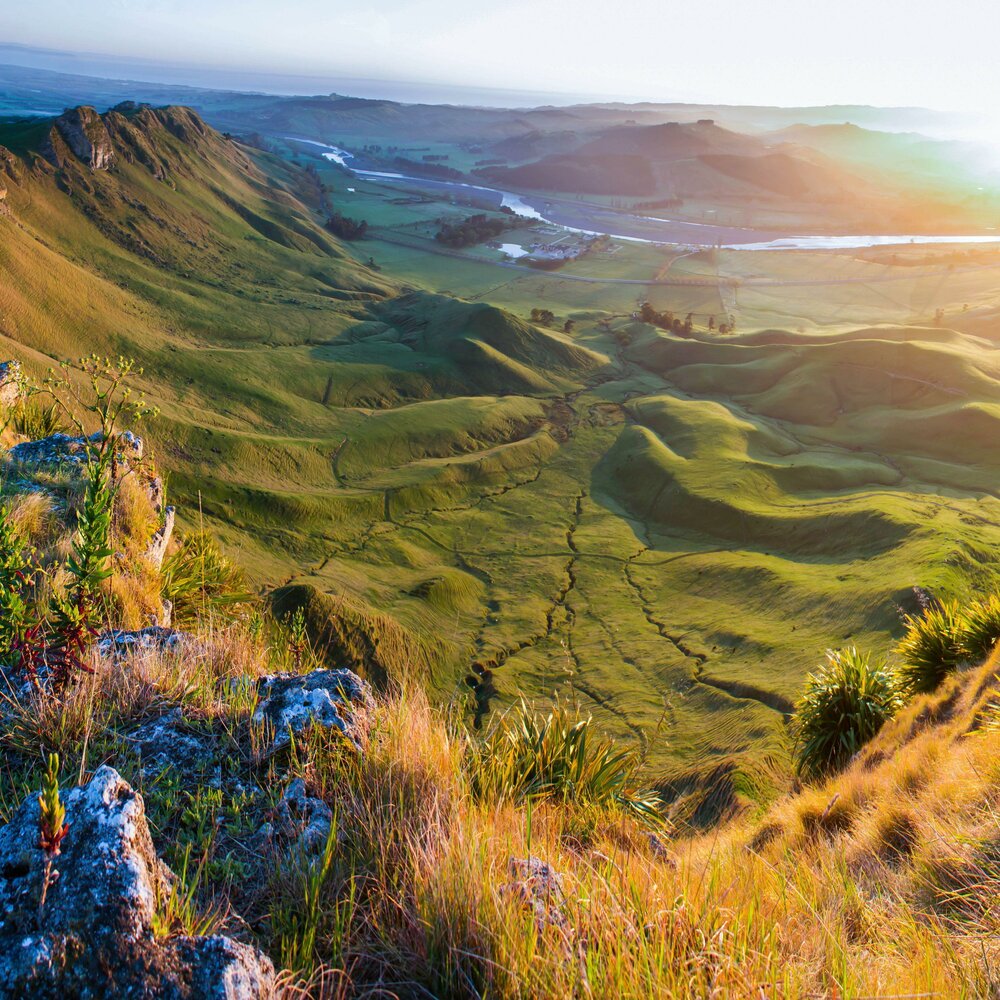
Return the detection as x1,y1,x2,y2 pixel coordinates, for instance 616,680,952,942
5,104,1000,807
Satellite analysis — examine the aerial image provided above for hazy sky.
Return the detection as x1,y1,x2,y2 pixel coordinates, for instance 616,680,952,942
3,0,1000,112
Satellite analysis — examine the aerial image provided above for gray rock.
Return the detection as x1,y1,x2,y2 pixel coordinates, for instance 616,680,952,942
43,107,115,171
169,935,278,1000
506,856,568,931
128,708,222,787
0,766,275,998
253,669,374,751
147,503,176,570
8,430,143,467
256,778,333,857
97,626,192,659
0,360,23,409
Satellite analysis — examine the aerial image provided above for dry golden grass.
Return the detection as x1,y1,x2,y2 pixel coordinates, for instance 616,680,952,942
6,621,1000,996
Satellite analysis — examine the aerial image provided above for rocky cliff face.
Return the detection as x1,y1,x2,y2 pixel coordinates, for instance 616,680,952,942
41,107,116,171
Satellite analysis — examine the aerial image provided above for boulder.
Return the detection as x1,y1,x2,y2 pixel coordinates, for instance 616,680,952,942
97,625,192,659
253,669,374,751
8,430,143,467
0,766,275,998
505,856,568,931
128,708,222,787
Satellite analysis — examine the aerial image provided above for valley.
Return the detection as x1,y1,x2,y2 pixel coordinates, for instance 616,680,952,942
4,93,1000,807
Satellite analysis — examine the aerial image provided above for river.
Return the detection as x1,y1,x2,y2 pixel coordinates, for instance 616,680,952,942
289,138,1000,252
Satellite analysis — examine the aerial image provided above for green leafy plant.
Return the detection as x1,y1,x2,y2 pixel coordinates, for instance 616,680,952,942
37,752,68,914
0,501,35,668
466,699,662,824
896,601,966,694
793,647,904,778
284,606,310,672
47,457,113,689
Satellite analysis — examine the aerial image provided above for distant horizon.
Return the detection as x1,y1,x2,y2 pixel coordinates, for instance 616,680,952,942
6,0,1000,122
0,41,961,118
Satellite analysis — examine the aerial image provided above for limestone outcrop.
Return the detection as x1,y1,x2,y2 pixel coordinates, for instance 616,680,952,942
40,106,116,171
253,668,374,751
0,766,276,998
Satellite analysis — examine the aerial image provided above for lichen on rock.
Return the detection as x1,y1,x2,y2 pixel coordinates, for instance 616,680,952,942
253,668,374,751
0,765,275,998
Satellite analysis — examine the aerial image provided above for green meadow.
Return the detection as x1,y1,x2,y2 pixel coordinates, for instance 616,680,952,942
5,107,1000,805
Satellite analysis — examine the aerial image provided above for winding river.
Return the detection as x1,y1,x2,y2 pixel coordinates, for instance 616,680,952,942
290,138,1000,252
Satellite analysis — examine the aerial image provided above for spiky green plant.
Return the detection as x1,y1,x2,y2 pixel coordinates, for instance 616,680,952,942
12,400,64,440
896,601,966,694
151,844,226,939
793,647,904,778
466,699,662,825
161,531,251,627
957,594,1000,664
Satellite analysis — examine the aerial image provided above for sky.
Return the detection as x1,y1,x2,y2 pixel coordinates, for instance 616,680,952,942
3,0,1000,114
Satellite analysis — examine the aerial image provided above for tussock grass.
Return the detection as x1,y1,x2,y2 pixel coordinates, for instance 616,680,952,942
465,698,662,824
792,647,903,777
896,600,966,693
7,623,1000,995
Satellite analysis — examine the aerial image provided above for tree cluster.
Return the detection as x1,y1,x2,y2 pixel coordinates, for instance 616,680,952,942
435,213,512,249
324,212,369,241
639,302,694,336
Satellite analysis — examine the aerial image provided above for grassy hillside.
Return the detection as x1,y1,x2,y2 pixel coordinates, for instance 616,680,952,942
6,105,1000,806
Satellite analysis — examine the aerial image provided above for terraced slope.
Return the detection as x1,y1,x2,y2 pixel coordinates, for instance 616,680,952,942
4,106,1000,801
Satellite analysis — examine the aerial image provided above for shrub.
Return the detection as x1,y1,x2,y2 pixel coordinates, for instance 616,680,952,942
957,594,1000,663
466,699,662,824
895,601,965,693
793,647,904,778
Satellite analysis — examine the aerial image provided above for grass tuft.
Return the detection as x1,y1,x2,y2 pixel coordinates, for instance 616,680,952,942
465,698,663,824
896,601,965,693
793,647,904,778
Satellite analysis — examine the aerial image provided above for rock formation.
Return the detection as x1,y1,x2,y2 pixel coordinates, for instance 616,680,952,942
40,107,116,171
253,668,374,751
0,766,275,998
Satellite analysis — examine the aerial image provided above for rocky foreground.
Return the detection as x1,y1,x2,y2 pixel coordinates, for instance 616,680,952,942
0,665,374,998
